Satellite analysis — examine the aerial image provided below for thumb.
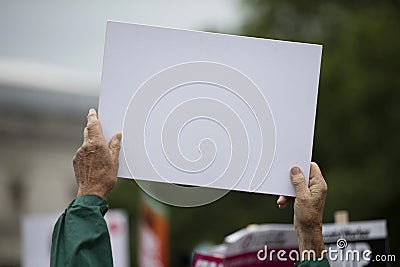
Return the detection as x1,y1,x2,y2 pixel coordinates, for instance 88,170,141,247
109,132,122,161
290,166,309,198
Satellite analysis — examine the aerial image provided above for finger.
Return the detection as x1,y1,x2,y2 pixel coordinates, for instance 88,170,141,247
86,109,103,141
109,132,122,162
309,162,328,195
309,162,322,179
83,127,89,143
290,166,310,198
277,195,294,209
87,108,98,124
309,162,324,187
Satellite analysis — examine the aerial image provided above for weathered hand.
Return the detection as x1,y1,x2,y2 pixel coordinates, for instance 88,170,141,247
277,162,328,260
73,109,122,200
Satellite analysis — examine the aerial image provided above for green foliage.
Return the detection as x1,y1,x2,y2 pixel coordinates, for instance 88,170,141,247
109,2,400,265
107,179,139,266
240,0,400,255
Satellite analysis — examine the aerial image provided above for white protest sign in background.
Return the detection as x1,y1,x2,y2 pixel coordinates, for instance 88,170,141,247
99,22,322,206
21,210,129,267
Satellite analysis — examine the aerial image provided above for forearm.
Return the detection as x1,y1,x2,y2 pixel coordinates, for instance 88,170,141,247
296,225,326,261
50,195,113,267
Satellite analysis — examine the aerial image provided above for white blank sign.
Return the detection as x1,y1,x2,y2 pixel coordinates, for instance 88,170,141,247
99,22,322,205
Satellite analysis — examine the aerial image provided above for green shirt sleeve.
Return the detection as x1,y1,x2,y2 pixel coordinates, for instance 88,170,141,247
297,258,330,267
50,195,113,267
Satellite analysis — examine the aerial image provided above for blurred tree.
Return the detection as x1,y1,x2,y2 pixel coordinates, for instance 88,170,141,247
240,0,400,255
107,179,139,266
108,1,400,266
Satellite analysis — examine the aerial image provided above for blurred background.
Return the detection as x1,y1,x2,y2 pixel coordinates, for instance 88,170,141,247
0,0,399,266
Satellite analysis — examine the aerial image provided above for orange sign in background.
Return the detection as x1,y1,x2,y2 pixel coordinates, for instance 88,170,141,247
138,193,169,267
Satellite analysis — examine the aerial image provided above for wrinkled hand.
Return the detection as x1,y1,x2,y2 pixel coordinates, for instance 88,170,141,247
73,109,122,200
277,162,327,260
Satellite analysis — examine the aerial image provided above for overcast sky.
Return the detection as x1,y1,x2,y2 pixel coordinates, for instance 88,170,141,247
0,0,245,94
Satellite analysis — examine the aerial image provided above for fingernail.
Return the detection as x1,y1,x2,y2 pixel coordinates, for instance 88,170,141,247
116,133,122,141
291,167,300,175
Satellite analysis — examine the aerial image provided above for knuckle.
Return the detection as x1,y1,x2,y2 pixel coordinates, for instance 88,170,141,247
87,118,98,127
72,150,83,166
80,144,90,152
321,180,328,194
87,112,96,119
86,122,94,130
113,158,120,168
311,162,321,172
296,195,309,203
113,138,121,147
311,161,319,169
292,178,300,185
310,162,323,177
91,141,103,150
111,142,121,151
292,178,304,187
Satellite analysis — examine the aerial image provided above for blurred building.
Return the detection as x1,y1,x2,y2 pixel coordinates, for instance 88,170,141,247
0,60,98,266
0,1,242,265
